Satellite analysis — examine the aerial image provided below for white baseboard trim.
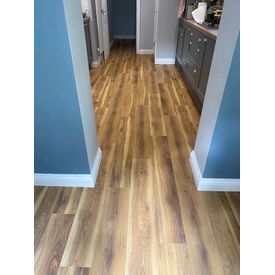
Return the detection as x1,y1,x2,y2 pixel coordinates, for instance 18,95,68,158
137,49,154,55
113,35,136,39
189,150,240,192
34,174,94,188
155,58,175,64
90,147,102,186
34,147,102,188
91,60,99,68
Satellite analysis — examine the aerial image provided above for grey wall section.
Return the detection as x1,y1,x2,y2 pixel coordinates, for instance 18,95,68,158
203,34,240,178
155,0,178,60
140,0,155,49
107,0,113,42
34,0,90,174
193,0,240,174
64,0,99,173
112,0,136,37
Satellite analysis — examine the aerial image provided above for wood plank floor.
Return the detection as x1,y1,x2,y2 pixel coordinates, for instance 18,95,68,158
34,40,240,275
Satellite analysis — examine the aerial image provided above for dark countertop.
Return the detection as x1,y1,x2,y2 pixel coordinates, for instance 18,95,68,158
184,19,218,40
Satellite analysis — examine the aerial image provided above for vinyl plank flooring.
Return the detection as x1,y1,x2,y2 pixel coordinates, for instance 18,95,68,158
53,188,73,214
64,188,84,215
90,187,130,274
152,136,185,243
34,186,47,215
125,159,155,275
60,188,103,268
34,40,240,275
35,214,74,274
133,105,152,159
58,267,90,275
34,187,62,249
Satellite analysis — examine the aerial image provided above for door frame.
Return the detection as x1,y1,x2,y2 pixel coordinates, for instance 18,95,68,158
153,0,159,59
136,0,141,54
94,0,109,61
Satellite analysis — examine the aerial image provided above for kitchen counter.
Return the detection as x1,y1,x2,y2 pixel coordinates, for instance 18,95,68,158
184,19,218,40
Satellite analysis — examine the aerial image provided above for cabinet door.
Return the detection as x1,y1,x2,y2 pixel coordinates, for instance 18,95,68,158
176,27,185,64
189,35,206,65
181,27,190,69
84,22,93,68
186,54,200,89
197,38,215,101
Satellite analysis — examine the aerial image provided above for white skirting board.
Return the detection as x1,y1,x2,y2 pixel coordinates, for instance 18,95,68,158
113,35,136,39
34,147,102,188
137,49,154,55
91,60,99,68
154,58,175,64
189,150,240,192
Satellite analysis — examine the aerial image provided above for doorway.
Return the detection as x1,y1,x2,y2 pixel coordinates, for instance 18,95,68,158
95,0,137,60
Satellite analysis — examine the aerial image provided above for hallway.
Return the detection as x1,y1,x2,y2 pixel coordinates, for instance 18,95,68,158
34,40,240,274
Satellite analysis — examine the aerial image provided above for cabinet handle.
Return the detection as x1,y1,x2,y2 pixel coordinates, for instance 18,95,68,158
194,69,197,73
190,32,193,36
204,38,207,42
198,38,202,42
189,42,192,45
197,48,200,52
187,60,190,64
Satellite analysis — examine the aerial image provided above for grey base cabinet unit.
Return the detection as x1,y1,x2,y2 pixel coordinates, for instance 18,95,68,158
175,19,216,111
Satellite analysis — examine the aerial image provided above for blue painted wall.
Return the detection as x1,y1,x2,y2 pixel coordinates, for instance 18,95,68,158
111,0,136,37
203,34,240,179
34,0,90,174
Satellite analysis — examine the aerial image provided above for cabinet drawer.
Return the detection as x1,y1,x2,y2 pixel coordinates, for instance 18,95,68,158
179,17,184,28
188,40,205,63
186,55,200,88
197,38,216,100
186,25,206,44
186,26,199,42
176,27,185,62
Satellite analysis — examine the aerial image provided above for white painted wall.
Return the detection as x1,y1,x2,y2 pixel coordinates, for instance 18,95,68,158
154,0,178,64
81,0,89,12
193,0,240,174
64,0,100,172
137,0,155,52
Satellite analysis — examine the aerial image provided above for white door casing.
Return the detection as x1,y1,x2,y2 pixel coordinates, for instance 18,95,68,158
95,0,110,60
153,0,159,57
100,0,110,59
136,0,140,54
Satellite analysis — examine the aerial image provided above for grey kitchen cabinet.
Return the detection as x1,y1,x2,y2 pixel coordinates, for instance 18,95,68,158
176,27,185,65
181,25,190,69
175,19,216,111
186,55,201,89
197,38,215,101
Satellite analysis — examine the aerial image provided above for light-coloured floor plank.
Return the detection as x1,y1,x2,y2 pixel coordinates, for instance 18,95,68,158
35,214,74,274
